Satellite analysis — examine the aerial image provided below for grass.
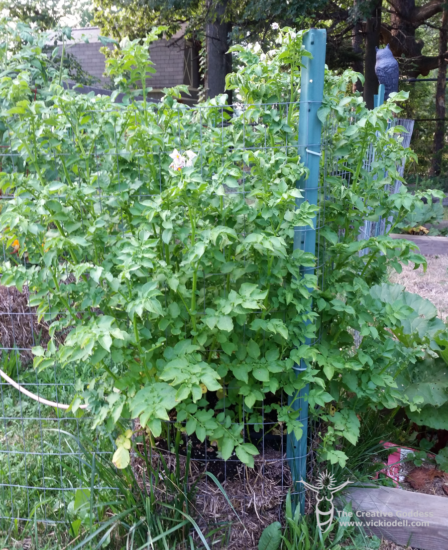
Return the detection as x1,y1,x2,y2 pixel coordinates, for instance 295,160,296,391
0,358,112,547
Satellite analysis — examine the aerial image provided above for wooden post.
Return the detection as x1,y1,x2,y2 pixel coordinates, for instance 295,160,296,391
339,486,448,550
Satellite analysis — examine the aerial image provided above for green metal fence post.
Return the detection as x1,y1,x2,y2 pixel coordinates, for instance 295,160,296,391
374,84,385,108
287,28,327,513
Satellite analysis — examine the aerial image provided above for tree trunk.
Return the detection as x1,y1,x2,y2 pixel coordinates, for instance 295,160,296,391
381,0,445,77
430,9,448,176
389,0,423,77
206,0,232,102
364,0,381,109
352,0,364,93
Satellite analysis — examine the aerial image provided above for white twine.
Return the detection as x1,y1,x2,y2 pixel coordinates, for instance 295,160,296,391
0,368,88,410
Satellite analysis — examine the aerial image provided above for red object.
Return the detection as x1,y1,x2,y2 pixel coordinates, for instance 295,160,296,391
376,442,435,485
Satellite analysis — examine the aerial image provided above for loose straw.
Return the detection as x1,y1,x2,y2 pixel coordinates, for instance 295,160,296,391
0,368,88,410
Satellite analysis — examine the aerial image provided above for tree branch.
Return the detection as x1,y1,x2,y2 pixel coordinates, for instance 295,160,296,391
412,0,444,24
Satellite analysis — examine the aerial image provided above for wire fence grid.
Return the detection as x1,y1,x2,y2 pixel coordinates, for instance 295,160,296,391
0,86,416,547
0,98,328,548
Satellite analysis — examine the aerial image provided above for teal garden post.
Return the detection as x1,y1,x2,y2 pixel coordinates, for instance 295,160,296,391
287,28,327,513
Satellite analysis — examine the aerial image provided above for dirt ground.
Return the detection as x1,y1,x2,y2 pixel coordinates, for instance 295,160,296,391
380,542,412,550
389,255,448,320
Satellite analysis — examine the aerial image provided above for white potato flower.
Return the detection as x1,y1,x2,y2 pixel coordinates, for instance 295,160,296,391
169,149,197,171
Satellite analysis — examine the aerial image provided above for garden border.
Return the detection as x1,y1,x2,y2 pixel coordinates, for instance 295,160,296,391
339,486,448,550
390,234,448,255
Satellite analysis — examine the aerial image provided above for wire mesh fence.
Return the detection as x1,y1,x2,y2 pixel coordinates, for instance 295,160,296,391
0,95,328,548
322,115,415,255
0,80,420,550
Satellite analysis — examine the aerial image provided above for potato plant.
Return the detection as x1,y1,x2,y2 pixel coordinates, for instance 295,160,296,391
314,71,448,464
0,27,322,468
0,24,446,471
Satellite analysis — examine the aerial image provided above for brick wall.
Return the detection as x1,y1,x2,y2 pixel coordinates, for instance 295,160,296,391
64,37,187,90
149,37,186,89
66,42,111,85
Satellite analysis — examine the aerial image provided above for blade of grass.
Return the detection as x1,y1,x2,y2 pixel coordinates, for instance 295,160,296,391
72,507,138,550
205,471,249,535
159,503,212,550
156,516,170,550
127,517,147,550
93,522,120,550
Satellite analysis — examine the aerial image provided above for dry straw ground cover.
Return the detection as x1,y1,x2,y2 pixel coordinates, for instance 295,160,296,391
390,255,448,320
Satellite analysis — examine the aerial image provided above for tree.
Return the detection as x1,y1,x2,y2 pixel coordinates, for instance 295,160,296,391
430,7,448,175
92,0,326,99
382,0,447,77
301,0,447,107
206,0,232,99
364,0,381,108
0,0,93,30
352,0,364,92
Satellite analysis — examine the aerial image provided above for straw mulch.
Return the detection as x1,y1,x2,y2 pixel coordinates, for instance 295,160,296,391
131,429,294,550
389,255,448,320
379,542,413,550
193,449,292,549
0,285,49,362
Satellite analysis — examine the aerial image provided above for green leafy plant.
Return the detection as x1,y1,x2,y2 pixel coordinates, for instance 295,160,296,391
396,198,445,233
436,447,448,472
1,19,445,483
311,71,447,466
258,521,282,550
0,24,321,468
365,284,448,431
258,493,374,550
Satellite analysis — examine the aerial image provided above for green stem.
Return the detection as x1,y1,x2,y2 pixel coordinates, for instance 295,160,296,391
53,220,83,269
191,269,198,333
176,290,192,317
287,64,295,126
59,37,65,85
360,250,378,278
207,338,216,362
261,256,274,319
133,315,143,355
50,269,78,322
101,362,120,383
352,135,368,190
58,103,90,180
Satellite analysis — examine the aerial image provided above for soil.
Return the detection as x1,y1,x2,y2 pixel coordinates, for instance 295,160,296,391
401,462,448,498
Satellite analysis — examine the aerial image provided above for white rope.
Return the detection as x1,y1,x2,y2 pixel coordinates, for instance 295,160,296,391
0,368,88,410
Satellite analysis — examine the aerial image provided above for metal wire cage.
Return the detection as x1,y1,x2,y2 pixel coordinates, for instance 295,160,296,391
0,86,327,548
